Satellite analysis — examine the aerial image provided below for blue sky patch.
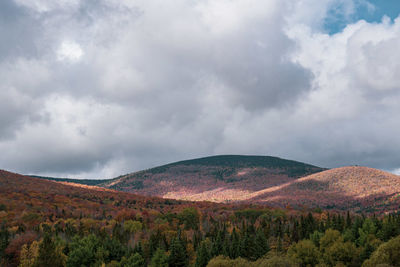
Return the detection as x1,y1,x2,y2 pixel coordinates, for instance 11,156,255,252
324,0,400,34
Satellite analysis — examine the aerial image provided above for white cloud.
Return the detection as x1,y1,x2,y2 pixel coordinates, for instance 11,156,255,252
57,41,83,62
1,0,400,178
14,0,80,13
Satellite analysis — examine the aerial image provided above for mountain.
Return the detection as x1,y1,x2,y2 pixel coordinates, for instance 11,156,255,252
25,155,400,213
101,155,326,202
249,166,400,213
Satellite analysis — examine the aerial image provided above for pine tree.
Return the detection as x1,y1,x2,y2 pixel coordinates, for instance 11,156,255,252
149,248,168,267
291,221,299,243
0,224,9,262
133,241,143,256
195,241,210,267
346,211,352,229
148,230,162,258
239,230,256,260
254,229,269,260
211,230,223,257
168,237,188,267
229,228,240,259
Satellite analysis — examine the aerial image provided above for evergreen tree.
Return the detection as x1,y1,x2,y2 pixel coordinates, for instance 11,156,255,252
148,230,162,258
0,224,9,263
346,211,352,229
102,237,127,263
168,237,188,267
195,241,210,267
133,241,143,256
239,230,256,260
291,221,299,243
149,248,168,267
67,235,105,267
211,230,223,257
229,228,240,259
254,229,269,259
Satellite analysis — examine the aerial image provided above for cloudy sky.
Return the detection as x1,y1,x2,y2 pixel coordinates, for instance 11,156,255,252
1,0,400,178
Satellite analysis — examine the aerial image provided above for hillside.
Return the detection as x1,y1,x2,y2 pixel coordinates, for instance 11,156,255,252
101,155,325,202
27,156,400,213
4,168,400,267
249,166,400,213
0,169,203,229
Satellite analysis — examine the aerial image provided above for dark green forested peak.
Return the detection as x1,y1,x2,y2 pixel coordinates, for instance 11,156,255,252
165,155,323,169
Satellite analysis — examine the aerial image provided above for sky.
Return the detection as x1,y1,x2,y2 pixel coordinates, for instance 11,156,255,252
1,0,400,178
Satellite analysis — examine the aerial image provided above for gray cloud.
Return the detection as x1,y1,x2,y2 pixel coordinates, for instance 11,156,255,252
0,0,399,178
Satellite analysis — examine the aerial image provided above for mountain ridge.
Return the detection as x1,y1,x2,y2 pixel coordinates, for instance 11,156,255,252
25,155,400,213
101,155,326,202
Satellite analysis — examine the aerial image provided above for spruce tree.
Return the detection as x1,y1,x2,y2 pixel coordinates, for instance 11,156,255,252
0,224,9,262
229,228,240,259
195,241,210,267
168,237,188,267
211,230,223,257
133,241,143,256
254,229,269,259
346,211,352,229
150,248,168,267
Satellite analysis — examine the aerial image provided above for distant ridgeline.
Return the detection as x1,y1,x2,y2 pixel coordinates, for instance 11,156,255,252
29,175,110,186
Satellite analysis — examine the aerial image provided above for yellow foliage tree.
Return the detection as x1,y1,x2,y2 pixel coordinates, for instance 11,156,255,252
19,241,39,267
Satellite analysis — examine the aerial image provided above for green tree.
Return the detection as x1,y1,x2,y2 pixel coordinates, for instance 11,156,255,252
119,253,145,267
254,229,270,260
67,235,105,267
357,218,377,246
320,229,342,252
0,224,9,263
206,255,249,267
254,253,298,267
168,237,188,267
362,236,400,267
229,228,240,259
149,248,168,267
103,237,127,263
34,233,66,267
288,240,320,267
124,221,142,234
195,241,210,267
323,240,359,267
178,208,200,230
310,231,323,247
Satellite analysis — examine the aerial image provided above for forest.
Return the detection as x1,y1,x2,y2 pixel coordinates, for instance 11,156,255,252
2,204,400,266
1,171,400,267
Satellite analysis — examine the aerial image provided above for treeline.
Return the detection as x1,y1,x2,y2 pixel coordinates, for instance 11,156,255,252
1,206,400,267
